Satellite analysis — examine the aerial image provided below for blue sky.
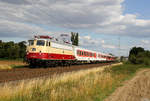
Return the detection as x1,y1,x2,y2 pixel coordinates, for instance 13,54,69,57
124,0,150,19
0,0,150,56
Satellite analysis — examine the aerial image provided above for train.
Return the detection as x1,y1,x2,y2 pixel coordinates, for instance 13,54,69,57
26,35,116,67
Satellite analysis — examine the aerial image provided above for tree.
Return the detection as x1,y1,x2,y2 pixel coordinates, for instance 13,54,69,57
74,33,79,46
129,47,144,57
71,32,79,46
128,47,150,65
71,32,75,45
129,47,144,63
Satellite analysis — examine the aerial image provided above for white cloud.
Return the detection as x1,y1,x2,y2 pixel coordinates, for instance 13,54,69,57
101,40,105,44
80,35,99,47
0,19,51,38
102,44,116,49
0,0,150,38
141,40,149,44
83,36,91,40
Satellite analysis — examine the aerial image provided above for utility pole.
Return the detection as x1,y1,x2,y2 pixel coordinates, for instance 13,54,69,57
118,36,121,61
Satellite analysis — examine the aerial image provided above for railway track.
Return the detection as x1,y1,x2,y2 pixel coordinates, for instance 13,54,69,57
0,63,113,83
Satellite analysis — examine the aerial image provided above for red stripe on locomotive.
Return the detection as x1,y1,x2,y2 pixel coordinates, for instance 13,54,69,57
27,53,76,60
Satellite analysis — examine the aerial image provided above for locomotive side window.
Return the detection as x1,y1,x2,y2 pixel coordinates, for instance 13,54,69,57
46,41,50,46
49,42,51,46
46,41,49,46
36,40,45,46
29,40,34,46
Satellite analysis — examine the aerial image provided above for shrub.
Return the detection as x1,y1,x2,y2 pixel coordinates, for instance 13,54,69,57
128,47,150,65
143,58,150,66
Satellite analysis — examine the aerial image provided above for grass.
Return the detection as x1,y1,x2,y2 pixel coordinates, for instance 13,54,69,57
0,58,24,61
0,59,26,69
0,63,150,101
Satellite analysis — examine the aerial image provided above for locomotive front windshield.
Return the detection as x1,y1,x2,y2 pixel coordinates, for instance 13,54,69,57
36,40,45,46
29,40,34,46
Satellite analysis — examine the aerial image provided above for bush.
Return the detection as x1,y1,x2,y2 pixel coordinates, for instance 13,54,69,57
143,58,150,66
128,47,150,65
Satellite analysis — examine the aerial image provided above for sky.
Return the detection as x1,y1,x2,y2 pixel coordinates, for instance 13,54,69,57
0,0,150,56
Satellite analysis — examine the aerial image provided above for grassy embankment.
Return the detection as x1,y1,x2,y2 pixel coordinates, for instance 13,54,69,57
0,63,150,101
0,59,26,69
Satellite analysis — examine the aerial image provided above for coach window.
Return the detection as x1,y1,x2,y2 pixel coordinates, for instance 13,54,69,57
84,52,86,56
90,53,92,57
82,51,84,56
79,51,81,56
77,50,80,56
87,52,89,57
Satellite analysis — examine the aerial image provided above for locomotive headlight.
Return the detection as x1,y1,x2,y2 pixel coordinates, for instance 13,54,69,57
39,51,42,55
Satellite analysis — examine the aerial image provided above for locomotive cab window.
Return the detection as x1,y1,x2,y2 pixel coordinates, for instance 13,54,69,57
36,40,45,46
28,40,34,46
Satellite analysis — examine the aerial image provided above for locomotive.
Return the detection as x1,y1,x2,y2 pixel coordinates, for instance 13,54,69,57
26,35,115,66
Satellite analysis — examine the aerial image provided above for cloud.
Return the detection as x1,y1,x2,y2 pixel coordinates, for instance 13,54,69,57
0,19,53,38
141,40,149,44
102,44,116,49
0,0,30,5
0,0,150,39
80,35,99,47
101,40,105,44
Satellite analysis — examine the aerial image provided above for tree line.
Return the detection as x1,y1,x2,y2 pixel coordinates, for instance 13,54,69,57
0,41,26,59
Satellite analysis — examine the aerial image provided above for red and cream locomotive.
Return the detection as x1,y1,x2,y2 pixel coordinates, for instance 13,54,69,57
26,35,115,66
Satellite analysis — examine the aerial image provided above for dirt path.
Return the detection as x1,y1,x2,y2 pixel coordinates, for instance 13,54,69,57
105,69,150,101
